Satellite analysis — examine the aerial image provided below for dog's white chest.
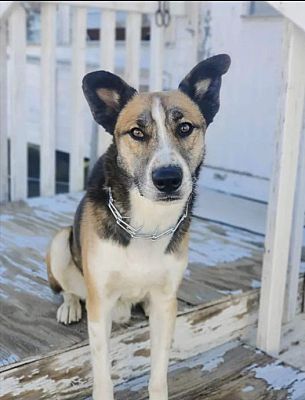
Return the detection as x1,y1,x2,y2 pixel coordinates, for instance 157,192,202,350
90,236,187,302
88,190,189,302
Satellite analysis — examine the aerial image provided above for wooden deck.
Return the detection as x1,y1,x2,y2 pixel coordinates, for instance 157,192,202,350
0,191,305,399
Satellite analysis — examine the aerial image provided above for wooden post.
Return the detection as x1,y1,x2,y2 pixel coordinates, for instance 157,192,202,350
69,6,87,193
149,18,164,91
125,12,141,90
283,103,305,322
0,19,8,202
97,9,116,157
8,4,27,201
40,3,56,197
257,22,305,355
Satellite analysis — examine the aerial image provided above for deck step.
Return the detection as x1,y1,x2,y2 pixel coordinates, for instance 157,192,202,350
114,341,305,400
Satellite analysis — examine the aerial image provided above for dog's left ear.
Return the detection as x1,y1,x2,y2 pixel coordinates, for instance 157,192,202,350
82,71,137,134
178,54,231,126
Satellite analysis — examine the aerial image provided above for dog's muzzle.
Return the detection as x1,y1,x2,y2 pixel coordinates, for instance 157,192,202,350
152,166,183,194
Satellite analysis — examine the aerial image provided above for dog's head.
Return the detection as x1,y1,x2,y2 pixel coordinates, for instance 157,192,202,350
83,54,230,202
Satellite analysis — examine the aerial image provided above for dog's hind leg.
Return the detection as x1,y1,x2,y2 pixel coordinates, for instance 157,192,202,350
46,227,87,325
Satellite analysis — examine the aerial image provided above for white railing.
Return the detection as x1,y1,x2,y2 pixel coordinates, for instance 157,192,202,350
257,2,305,355
0,1,195,202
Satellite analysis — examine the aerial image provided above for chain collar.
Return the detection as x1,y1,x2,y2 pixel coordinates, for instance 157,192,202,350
107,187,190,241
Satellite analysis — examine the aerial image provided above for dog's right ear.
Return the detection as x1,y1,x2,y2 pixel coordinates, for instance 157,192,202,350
82,71,137,134
178,54,231,126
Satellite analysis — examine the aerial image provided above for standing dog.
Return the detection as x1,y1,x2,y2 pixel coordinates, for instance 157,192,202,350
46,54,230,400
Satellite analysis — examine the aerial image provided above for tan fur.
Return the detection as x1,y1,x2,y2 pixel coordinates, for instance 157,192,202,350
114,91,205,179
174,230,190,261
81,201,103,322
46,250,62,293
96,88,120,110
115,94,153,134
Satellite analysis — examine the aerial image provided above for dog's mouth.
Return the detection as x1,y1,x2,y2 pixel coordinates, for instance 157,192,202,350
156,194,183,202
136,185,183,202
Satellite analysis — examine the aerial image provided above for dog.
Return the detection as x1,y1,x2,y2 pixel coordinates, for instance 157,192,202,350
46,54,230,400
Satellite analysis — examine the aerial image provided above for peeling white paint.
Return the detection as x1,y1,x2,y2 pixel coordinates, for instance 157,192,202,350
242,385,254,392
218,289,243,296
251,361,305,398
251,279,261,289
201,356,224,372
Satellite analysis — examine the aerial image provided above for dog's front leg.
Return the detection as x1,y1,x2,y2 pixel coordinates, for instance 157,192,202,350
148,290,177,400
87,292,116,400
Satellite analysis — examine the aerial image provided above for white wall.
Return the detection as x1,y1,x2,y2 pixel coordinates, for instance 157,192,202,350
198,2,285,201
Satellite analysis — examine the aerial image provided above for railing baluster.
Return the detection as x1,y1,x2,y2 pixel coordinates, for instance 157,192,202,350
70,6,87,192
97,9,116,157
257,22,305,355
149,19,164,91
57,5,70,45
125,12,141,89
0,19,8,202
8,4,27,201
283,107,305,323
40,3,56,197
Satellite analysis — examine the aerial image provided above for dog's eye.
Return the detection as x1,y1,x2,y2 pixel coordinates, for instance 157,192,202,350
129,128,146,141
177,122,194,137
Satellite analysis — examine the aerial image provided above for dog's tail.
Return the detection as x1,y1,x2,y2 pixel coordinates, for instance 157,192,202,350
46,226,72,293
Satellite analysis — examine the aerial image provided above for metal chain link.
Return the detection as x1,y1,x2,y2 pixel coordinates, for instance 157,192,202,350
155,1,171,28
107,187,189,240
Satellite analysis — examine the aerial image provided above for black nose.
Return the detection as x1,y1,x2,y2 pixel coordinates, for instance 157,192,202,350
152,166,183,193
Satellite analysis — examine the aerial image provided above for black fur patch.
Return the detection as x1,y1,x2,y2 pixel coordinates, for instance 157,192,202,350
69,197,85,272
179,54,231,126
82,71,137,134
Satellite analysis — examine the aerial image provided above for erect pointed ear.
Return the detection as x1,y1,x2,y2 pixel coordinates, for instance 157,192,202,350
178,54,231,126
82,71,137,134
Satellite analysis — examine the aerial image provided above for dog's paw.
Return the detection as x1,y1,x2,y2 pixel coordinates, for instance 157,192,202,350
57,293,82,325
112,300,131,324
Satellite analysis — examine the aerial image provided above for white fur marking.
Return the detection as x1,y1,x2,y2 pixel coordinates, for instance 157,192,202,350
57,293,82,325
151,96,170,149
195,78,211,97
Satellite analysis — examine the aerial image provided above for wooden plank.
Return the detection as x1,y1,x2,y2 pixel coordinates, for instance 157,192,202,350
0,19,8,202
284,101,305,322
8,4,27,200
40,3,57,197
257,22,305,355
69,7,87,192
246,313,305,373
97,9,116,157
125,12,141,89
115,343,305,400
0,291,261,399
1,283,305,399
267,1,305,32
0,194,88,365
40,2,186,16
149,19,164,91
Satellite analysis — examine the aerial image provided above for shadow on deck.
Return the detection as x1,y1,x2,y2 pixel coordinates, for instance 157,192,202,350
0,191,305,399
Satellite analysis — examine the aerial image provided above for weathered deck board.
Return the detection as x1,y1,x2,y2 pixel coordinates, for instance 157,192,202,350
0,194,89,365
0,192,268,367
115,342,305,400
0,191,305,398
0,292,265,399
